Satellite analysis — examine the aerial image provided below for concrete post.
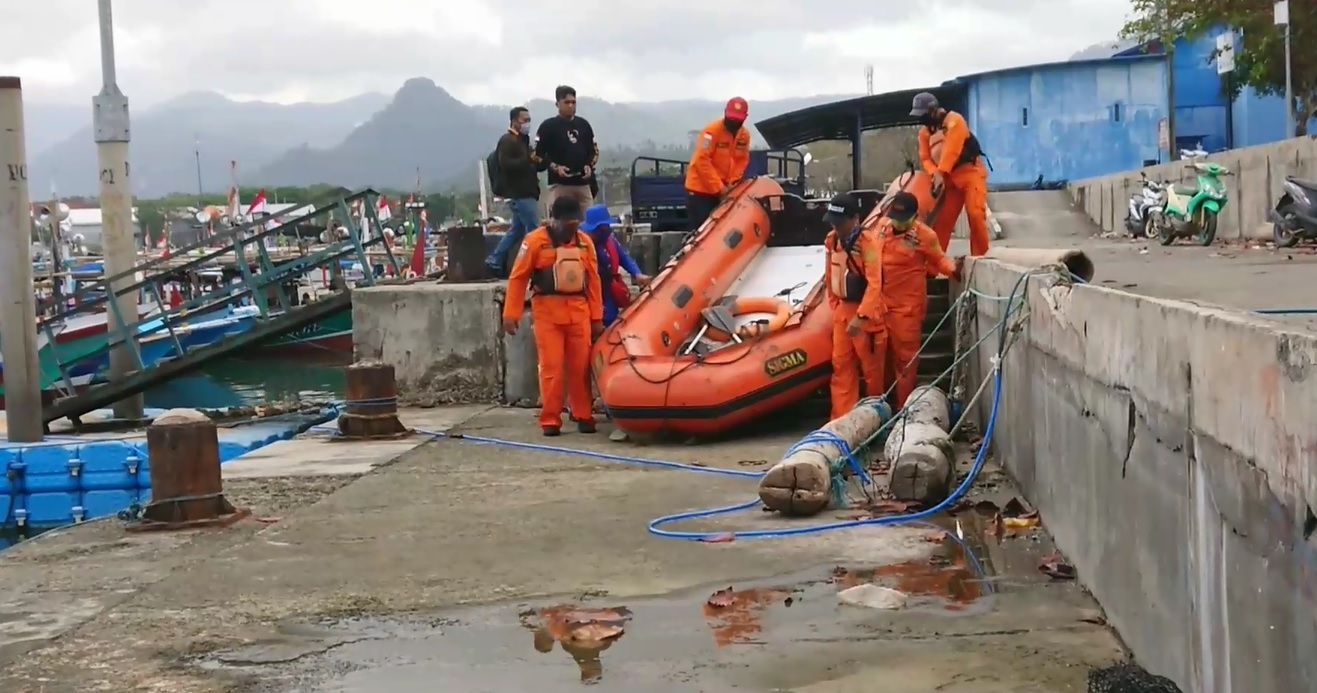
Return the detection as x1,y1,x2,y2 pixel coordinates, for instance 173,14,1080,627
94,0,143,418
0,77,45,442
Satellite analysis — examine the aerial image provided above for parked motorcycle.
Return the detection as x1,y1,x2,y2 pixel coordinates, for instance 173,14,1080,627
1152,159,1231,246
1269,175,1317,247
1124,172,1165,238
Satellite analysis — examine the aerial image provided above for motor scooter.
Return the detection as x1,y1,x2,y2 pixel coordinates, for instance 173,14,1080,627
1269,175,1317,248
1124,172,1164,238
1151,151,1231,246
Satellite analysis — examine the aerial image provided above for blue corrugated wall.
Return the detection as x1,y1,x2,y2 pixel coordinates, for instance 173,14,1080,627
962,57,1168,187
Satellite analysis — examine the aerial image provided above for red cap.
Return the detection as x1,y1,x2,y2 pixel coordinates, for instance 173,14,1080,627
724,97,748,121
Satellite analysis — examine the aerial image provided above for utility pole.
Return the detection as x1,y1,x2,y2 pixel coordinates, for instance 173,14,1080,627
94,0,144,419
194,134,204,200
0,77,45,441
1276,0,1294,136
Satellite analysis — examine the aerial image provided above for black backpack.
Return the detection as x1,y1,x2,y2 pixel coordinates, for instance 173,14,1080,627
486,147,507,198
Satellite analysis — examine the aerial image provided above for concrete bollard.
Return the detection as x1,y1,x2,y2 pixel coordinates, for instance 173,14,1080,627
759,399,892,517
337,361,409,438
129,408,248,531
885,385,956,504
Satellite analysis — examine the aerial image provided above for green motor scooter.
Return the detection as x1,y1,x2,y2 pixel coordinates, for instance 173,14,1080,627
1154,161,1232,246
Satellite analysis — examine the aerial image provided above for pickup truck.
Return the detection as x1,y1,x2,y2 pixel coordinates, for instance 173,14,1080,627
630,149,807,232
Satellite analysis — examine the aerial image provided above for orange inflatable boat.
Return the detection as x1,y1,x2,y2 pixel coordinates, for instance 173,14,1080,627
592,170,943,437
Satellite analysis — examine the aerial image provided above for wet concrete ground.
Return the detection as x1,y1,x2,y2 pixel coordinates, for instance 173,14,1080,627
0,405,1122,692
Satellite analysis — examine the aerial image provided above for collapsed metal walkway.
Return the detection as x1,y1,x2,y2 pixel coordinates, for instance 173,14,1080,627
38,188,405,428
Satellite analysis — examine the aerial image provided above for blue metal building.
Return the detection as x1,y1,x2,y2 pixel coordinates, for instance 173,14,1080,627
953,57,1168,187
757,30,1307,189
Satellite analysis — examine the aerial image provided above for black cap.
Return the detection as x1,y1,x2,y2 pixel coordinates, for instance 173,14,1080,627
823,193,860,224
888,192,918,222
550,195,583,220
909,92,939,117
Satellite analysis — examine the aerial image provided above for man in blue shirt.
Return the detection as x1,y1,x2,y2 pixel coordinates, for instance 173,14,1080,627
579,205,649,324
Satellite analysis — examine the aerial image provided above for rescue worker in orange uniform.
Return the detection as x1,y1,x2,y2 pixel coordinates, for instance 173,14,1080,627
502,196,605,436
823,192,887,420
911,92,991,255
684,97,752,231
877,192,962,408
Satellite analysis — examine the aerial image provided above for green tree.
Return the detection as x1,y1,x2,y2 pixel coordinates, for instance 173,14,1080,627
1122,0,1317,135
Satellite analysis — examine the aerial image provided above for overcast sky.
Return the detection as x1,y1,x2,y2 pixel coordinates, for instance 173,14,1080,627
1,0,1134,107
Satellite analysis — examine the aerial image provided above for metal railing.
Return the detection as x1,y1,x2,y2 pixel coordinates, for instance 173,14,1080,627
35,188,402,396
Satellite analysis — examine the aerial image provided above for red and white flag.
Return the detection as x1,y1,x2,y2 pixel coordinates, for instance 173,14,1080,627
377,195,392,222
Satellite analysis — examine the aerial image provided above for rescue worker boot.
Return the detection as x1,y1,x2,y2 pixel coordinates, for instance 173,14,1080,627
542,426,561,437
577,420,597,434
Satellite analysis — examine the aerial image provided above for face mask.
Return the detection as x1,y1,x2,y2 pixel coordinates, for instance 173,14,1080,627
889,219,914,233
518,122,531,135
723,118,742,132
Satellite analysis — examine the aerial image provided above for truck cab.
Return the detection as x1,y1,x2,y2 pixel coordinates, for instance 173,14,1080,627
630,149,807,232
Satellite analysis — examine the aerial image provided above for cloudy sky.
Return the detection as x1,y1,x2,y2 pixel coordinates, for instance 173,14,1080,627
2,0,1134,107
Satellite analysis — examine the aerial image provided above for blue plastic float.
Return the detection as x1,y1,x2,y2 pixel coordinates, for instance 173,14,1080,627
0,407,336,530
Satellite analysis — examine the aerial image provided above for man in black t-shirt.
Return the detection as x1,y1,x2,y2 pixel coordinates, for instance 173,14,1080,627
534,85,597,208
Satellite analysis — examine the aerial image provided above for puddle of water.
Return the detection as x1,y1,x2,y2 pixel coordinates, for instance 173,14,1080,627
205,524,1006,692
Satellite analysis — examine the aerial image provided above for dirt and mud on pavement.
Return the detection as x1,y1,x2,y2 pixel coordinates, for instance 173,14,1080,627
0,406,1124,692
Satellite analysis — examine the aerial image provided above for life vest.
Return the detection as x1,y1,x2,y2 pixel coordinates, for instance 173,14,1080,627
926,116,985,169
598,235,631,309
827,231,868,303
531,236,588,295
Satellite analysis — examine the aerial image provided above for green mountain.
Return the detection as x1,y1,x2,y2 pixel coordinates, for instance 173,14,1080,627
28,91,389,198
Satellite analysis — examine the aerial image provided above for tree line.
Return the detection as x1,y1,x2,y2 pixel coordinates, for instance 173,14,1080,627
1122,0,1317,135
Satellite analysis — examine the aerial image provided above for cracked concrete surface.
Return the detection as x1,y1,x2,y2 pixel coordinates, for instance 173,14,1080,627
0,405,1123,692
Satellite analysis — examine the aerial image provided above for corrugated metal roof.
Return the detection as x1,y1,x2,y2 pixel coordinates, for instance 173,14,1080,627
947,54,1164,85
755,84,968,150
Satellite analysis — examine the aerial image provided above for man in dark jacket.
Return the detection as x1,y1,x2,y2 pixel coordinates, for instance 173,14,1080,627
486,106,540,277
534,85,597,208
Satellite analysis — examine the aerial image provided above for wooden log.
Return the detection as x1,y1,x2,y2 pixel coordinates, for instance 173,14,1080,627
885,385,955,504
759,399,891,517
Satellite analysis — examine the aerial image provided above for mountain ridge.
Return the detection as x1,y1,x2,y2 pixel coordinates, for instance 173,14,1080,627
29,79,857,197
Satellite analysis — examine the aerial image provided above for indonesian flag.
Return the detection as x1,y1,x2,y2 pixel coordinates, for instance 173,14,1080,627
247,189,267,220
409,210,427,276
377,195,392,222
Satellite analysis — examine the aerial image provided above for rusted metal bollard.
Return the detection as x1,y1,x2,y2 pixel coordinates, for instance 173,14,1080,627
128,408,249,531
445,226,489,281
337,361,409,439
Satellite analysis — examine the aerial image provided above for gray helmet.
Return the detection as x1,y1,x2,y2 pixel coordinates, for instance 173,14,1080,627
909,92,939,117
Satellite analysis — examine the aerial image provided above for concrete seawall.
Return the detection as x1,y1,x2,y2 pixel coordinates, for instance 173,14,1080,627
1069,135,1317,240
966,257,1317,692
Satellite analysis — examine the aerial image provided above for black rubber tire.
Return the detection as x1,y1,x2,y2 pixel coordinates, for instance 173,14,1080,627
1157,221,1175,246
1196,211,1218,246
1274,205,1301,248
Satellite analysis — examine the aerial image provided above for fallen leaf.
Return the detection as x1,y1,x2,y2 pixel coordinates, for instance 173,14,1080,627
1000,497,1030,518
871,500,917,516
565,622,624,643
1038,554,1077,580
701,532,736,543
737,459,768,466
1003,516,1040,530
254,516,282,524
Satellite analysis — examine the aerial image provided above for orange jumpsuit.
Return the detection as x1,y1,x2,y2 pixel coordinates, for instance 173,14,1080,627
824,226,887,420
918,111,990,255
504,227,604,428
685,119,752,195
875,218,957,408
